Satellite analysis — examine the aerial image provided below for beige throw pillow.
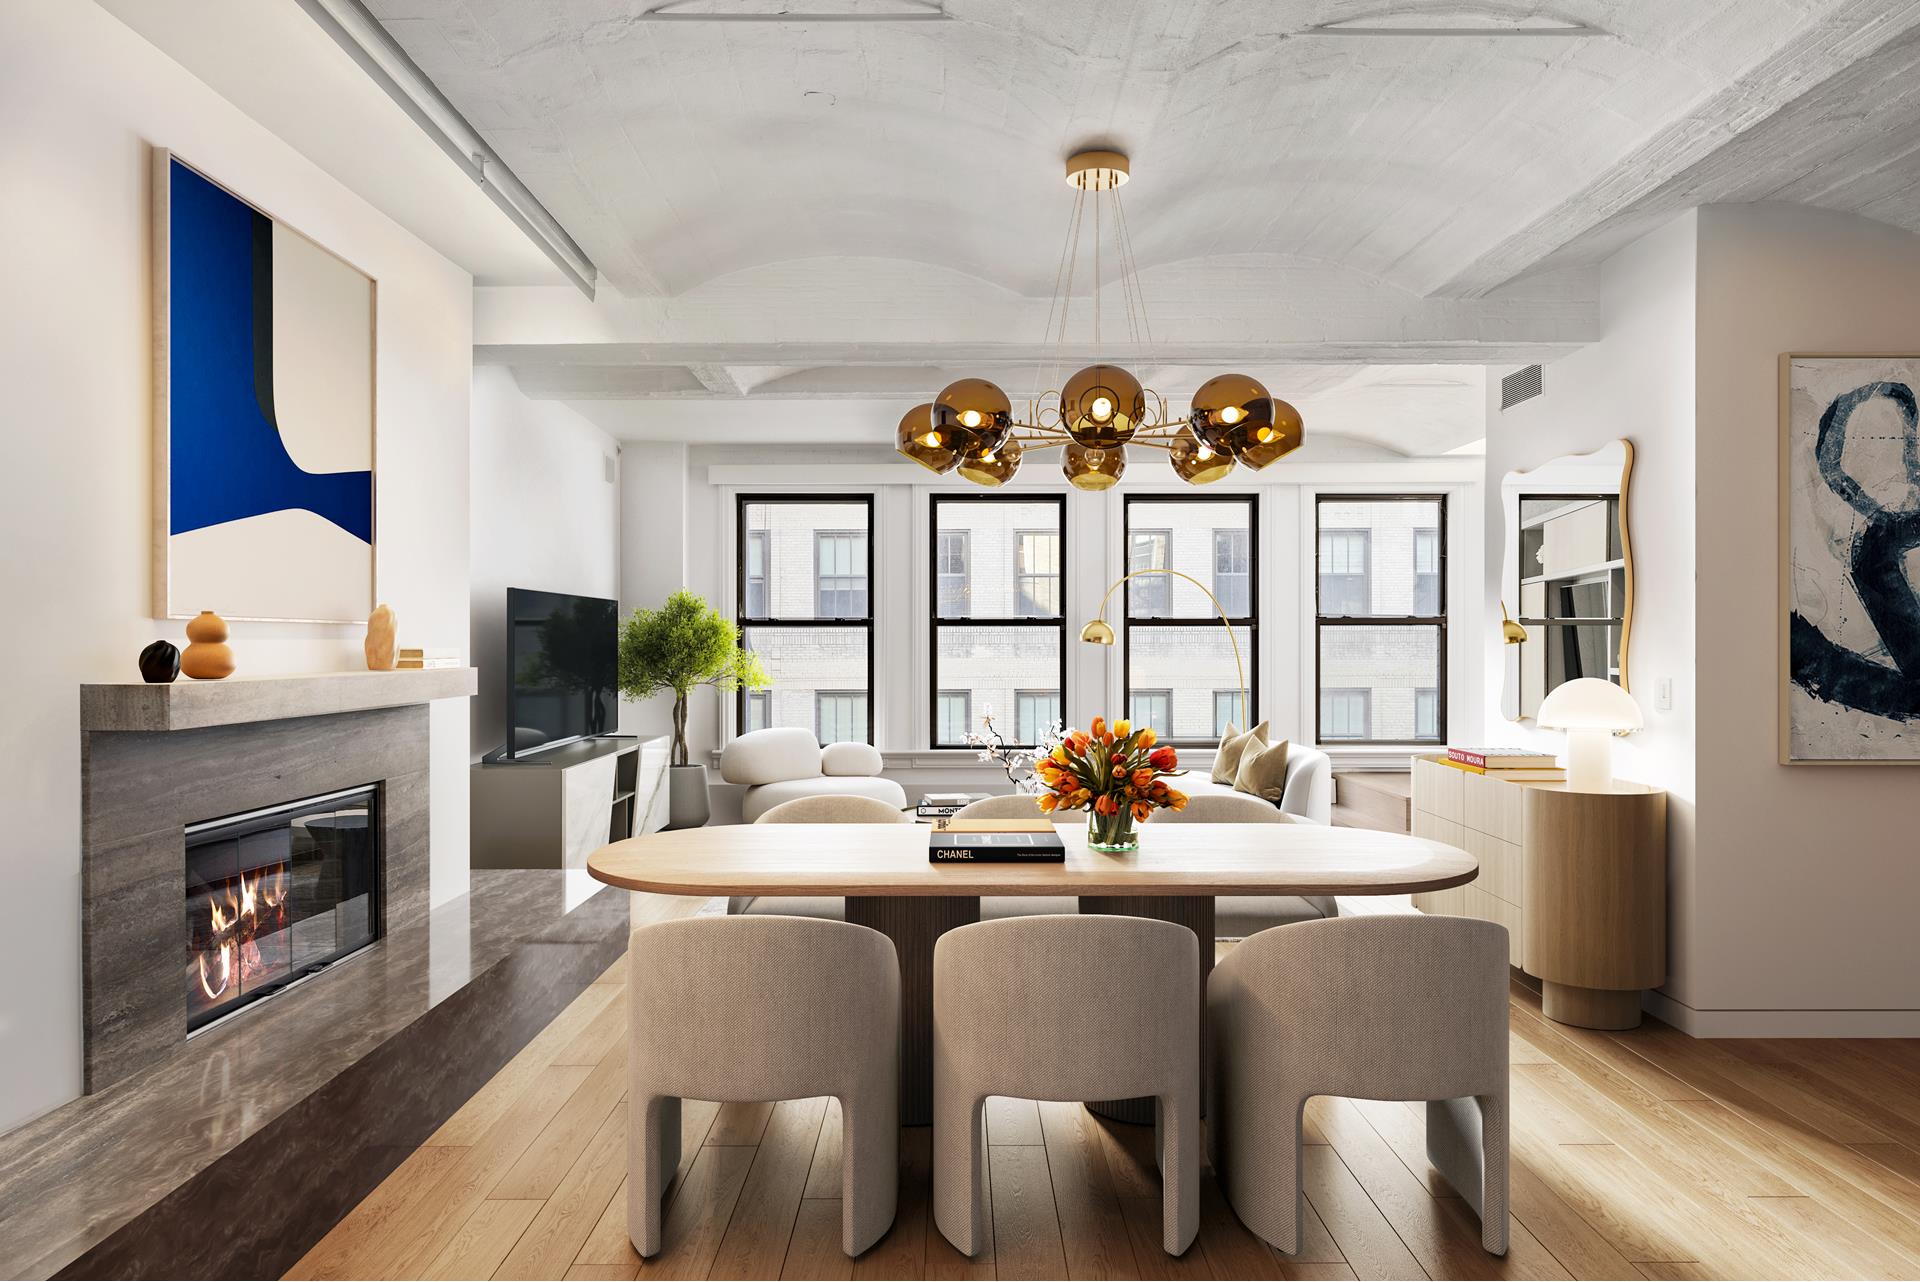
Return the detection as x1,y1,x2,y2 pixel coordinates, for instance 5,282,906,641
1211,720,1269,784
1233,737,1292,803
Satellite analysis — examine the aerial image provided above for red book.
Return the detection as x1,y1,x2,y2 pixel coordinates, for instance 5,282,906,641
1447,747,1555,770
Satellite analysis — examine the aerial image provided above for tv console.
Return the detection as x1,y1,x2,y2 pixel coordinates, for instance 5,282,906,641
470,734,671,870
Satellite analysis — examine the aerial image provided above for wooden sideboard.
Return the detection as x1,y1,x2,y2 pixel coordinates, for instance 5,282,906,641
1411,755,1669,1029
1409,756,1544,967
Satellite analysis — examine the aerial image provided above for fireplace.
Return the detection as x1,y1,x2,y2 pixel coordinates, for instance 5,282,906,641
185,786,381,1032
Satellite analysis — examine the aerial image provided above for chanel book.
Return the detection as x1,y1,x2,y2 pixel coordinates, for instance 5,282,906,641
929,819,1065,863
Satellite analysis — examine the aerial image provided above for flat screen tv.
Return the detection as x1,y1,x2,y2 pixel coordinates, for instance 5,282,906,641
504,587,618,759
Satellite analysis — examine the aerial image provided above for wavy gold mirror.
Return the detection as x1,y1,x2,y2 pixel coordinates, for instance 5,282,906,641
1500,439,1635,722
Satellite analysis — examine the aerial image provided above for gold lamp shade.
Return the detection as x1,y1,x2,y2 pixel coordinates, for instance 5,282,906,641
1079,618,1116,645
932,377,1013,459
1060,364,1146,448
1062,441,1125,491
1190,374,1304,469
955,433,1022,487
1167,425,1236,484
894,402,956,473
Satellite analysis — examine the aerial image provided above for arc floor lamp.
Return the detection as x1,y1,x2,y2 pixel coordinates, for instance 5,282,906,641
1080,569,1248,727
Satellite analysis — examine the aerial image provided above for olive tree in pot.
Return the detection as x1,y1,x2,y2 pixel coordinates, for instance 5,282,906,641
618,589,768,830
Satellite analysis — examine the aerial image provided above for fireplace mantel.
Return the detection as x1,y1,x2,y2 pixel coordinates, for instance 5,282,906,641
78,667,473,1091
82,667,476,732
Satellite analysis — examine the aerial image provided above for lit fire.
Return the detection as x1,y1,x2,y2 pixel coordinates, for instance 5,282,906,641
195,866,288,1001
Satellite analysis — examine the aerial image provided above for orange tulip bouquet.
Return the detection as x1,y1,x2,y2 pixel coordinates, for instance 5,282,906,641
1035,716,1188,852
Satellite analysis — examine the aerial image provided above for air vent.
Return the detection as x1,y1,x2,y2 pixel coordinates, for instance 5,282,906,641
1501,365,1543,410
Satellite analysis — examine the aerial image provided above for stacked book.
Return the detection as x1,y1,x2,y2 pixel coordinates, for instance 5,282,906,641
928,819,1064,863
915,791,988,820
1441,747,1561,776
397,648,459,670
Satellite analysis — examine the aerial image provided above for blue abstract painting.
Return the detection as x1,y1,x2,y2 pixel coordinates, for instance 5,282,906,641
158,153,375,622
1784,356,1920,761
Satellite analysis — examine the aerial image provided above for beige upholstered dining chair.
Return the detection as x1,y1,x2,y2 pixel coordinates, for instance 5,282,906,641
948,793,1081,921
950,793,1087,823
626,916,900,1258
1147,792,1336,935
758,794,909,824
731,792,910,917
1208,915,1510,1256
932,915,1201,1258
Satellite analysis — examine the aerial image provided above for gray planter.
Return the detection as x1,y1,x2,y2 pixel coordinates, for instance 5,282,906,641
665,763,711,830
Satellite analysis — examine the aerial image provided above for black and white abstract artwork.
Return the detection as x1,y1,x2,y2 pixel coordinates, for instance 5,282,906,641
1783,355,1920,762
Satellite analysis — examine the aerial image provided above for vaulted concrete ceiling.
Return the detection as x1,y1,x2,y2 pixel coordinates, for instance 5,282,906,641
370,0,1920,300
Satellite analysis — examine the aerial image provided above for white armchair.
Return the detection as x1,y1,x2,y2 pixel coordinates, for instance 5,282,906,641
719,727,907,824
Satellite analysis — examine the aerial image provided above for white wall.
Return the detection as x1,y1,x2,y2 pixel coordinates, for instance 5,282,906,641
0,0,473,1132
470,367,620,756
1483,212,1701,1009
1691,203,1920,1031
1489,204,1920,1034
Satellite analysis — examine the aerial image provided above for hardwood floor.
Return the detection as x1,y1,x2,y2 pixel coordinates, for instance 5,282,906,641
289,896,1920,1281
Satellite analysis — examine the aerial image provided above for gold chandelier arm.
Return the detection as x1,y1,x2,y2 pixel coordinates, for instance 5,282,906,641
1087,569,1247,728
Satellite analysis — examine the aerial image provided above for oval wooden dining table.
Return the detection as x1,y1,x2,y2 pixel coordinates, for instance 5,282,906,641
588,821,1477,1125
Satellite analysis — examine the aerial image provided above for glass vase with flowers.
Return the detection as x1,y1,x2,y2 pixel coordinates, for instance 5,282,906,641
1034,716,1187,852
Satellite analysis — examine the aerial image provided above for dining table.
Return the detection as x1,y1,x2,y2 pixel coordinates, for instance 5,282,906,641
587,821,1478,1125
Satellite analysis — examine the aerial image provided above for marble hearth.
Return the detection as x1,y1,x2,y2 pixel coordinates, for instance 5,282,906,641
79,669,474,1090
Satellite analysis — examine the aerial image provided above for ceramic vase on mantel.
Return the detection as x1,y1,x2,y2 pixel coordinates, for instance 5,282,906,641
364,603,397,671
180,611,235,680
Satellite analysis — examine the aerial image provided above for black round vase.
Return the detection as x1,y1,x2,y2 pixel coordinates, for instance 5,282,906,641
139,639,181,684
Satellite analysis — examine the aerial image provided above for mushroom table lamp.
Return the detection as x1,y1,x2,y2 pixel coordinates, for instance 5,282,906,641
1536,677,1643,793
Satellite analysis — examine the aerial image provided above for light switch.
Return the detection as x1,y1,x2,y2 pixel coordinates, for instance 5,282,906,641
1656,677,1673,712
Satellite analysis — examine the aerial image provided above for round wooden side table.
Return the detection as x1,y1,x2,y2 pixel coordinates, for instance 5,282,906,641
1522,782,1668,1030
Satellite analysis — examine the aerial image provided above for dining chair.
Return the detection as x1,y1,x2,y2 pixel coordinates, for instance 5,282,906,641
626,915,900,1258
1148,792,1337,937
731,792,910,917
1208,915,1510,1256
947,794,1082,921
947,793,1048,821
932,914,1200,1258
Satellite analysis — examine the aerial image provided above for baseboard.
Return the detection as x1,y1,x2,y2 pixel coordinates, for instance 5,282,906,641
1644,988,1920,1038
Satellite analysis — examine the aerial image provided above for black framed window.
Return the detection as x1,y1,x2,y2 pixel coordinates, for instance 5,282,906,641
1015,690,1062,745
1123,495,1257,746
1128,529,1170,616
1314,495,1447,746
936,530,970,616
737,495,875,743
932,496,1066,748
936,690,972,745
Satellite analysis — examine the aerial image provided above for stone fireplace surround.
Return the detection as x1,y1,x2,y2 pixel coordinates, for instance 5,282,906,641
79,669,472,1090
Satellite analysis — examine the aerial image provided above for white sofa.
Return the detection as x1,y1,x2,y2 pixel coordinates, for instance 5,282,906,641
719,727,907,823
1178,741,1333,826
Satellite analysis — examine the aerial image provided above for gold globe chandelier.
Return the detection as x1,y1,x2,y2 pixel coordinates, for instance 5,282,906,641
897,150,1304,489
